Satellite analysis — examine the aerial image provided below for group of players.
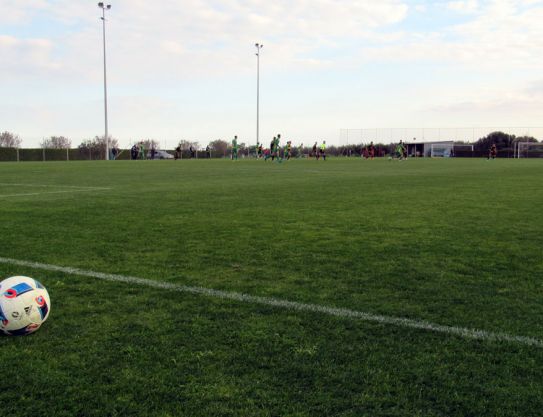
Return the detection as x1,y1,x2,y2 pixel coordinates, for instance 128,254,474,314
230,135,406,161
231,135,328,161
230,136,499,161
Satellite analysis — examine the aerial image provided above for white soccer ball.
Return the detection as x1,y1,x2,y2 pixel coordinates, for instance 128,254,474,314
0,276,51,336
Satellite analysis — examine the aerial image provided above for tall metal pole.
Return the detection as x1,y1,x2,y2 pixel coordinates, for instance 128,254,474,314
255,43,263,148
99,3,111,160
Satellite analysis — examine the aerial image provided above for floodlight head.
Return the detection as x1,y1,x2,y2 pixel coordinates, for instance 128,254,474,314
107,4,111,9
98,2,104,7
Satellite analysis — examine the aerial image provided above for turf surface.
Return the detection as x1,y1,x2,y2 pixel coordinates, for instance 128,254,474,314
0,158,542,416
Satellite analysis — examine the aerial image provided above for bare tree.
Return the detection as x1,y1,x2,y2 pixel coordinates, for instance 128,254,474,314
207,139,228,157
78,136,119,159
139,139,161,150
0,131,22,148
178,140,199,151
41,136,72,149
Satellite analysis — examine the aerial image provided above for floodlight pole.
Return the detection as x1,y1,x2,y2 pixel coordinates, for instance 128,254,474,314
99,3,111,160
255,43,263,148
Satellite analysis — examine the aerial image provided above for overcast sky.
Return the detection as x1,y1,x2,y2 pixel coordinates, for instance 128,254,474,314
2,0,543,148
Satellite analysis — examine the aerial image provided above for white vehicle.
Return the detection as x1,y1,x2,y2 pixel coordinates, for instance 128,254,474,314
0,276,51,336
147,150,174,160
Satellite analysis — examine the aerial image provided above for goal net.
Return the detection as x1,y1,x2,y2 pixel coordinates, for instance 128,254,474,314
430,143,454,157
516,142,543,158
453,144,474,157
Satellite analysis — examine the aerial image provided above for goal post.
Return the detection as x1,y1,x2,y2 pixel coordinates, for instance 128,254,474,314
430,143,454,157
516,142,543,158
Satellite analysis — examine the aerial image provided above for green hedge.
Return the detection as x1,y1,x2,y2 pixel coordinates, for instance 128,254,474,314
19,149,44,161
0,148,18,162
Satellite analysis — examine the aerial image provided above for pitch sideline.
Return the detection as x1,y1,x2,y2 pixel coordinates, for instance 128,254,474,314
0,256,541,348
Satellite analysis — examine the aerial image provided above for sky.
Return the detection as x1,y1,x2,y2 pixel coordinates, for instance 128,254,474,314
2,0,543,148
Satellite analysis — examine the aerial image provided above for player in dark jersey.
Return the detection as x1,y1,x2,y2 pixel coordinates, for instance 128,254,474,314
369,142,375,159
270,137,276,161
488,143,497,160
312,142,318,159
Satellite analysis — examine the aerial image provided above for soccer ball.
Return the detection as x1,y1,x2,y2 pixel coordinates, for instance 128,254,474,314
0,276,51,336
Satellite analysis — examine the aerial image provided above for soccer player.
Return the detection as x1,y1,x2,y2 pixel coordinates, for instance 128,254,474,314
257,142,263,159
320,141,327,161
274,134,282,162
369,142,376,160
395,141,405,160
488,143,497,160
312,142,318,158
232,136,239,160
285,141,292,160
139,141,146,160
298,143,304,158
131,144,139,160
270,137,276,161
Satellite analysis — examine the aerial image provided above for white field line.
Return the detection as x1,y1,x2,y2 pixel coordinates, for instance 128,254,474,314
0,189,112,198
0,183,110,190
0,256,541,348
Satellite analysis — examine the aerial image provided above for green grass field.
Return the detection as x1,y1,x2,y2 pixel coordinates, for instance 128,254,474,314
0,158,542,417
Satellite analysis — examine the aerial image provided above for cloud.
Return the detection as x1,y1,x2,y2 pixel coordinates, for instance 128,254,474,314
0,0,49,25
361,0,543,69
0,0,410,82
0,35,60,73
447,0,479,13
3,0,543,146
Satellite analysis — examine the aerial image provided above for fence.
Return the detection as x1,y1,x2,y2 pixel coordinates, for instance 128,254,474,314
339,127,543,145
0,148,117,162
0,148,248,162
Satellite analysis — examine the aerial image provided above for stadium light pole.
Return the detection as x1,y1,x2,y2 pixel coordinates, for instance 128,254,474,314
98,2,112,160
255,43,263,147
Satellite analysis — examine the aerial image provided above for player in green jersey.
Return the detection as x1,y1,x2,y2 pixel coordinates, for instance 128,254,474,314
285,141,292,160
232,136,239,160
320,141,327,161
139,142,146,160
395,141,405,160
270,137,277,161
274,134,282,162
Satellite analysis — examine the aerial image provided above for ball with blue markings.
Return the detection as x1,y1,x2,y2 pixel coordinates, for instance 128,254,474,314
0,276,51,336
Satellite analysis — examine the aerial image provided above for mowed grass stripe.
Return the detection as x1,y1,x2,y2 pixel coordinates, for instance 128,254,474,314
0,189,112,198
1,256,541,348
0,183,111,189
